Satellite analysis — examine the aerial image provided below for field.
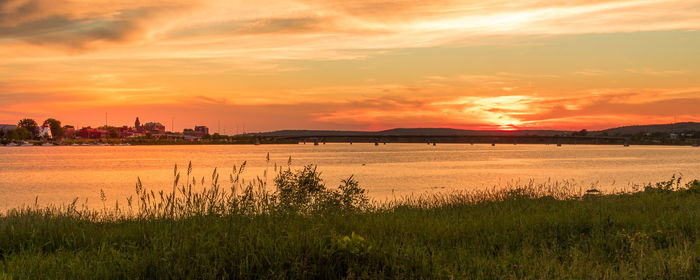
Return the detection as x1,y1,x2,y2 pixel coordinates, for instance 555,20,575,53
2,163,700,279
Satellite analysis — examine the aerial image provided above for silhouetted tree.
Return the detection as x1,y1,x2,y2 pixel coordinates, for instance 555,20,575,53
573,129,588,137
107,127,120,138
7,127,30,140
17,118,38,138
43,118,64,139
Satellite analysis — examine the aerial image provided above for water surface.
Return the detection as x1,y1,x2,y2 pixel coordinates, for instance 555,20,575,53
1,144,699,209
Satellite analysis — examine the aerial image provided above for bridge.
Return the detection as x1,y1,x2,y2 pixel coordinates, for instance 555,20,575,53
261,134,632,146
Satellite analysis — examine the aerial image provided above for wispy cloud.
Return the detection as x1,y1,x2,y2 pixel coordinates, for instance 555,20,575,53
1,0,698,57
308,88,700,130
0,1,195,51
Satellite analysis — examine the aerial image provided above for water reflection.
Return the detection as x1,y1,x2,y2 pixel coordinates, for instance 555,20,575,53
1,144,699,209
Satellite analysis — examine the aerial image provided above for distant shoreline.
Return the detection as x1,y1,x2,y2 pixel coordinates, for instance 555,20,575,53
3,140,700,147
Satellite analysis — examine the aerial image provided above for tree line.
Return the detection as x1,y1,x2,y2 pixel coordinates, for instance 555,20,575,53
0,118,65,141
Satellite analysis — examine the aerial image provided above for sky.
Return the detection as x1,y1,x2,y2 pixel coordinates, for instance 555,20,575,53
1,0,699,132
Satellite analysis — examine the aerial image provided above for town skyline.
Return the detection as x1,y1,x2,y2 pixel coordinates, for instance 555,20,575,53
0,116,216,139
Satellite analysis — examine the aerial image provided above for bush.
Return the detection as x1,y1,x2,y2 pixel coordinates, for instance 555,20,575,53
643,175,682,194
685,180,700,194
274,165,369,213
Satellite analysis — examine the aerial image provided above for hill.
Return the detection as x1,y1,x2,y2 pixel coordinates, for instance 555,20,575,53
599,122,700,135
248,123,700,138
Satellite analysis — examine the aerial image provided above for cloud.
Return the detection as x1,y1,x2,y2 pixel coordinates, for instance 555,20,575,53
3,82,700,131
236,17,327,34
305,88,700,130
517,92,700,123
167,16,342,41
0,1,195,50
0,1,699,130
1,0,698,57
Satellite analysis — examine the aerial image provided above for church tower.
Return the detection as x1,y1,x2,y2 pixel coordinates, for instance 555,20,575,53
135,117,141,132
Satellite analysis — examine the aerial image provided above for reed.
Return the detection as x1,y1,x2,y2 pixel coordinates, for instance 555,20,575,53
2,161,700,279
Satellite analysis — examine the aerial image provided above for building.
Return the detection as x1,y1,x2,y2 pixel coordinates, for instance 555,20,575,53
183,135,200,141
194,126,209,137
63,125,75,138
117,126,132,138
183,126,209,138
143,122,165,134
77,127,109,139
38,122,52,139
0,124,17,134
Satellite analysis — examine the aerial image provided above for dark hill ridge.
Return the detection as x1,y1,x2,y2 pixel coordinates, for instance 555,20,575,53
247,123,700,137
599,122,700,135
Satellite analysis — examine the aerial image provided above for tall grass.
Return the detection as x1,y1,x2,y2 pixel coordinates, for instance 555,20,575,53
2,160,700,279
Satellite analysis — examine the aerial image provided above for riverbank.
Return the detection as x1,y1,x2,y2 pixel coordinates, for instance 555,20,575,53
1,136,297,146
4,139,700,147
1,165,700,279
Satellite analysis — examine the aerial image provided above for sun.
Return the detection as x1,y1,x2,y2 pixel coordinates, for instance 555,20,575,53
497,122,521,131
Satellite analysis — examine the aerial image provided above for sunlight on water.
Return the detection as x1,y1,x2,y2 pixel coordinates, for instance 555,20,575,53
1,143,700,209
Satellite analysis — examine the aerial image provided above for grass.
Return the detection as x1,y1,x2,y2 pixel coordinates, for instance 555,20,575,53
2,161,700,279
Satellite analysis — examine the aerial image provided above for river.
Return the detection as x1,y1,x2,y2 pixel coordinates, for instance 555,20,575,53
1,143,699,209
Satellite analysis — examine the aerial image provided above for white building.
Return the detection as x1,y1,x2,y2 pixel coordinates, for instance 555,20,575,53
38,122,52,139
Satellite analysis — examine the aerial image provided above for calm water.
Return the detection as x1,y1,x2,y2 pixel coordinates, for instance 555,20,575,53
1,143,700,209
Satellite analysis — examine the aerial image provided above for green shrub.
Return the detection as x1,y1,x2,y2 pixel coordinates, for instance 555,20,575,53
274,165,368,213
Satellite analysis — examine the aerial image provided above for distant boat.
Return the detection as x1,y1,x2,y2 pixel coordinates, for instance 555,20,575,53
71,143,80,146
41,143,53,146
20,141,32,146
5,142,18,146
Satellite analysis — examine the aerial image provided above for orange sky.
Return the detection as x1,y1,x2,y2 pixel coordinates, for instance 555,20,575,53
1,0,699,132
